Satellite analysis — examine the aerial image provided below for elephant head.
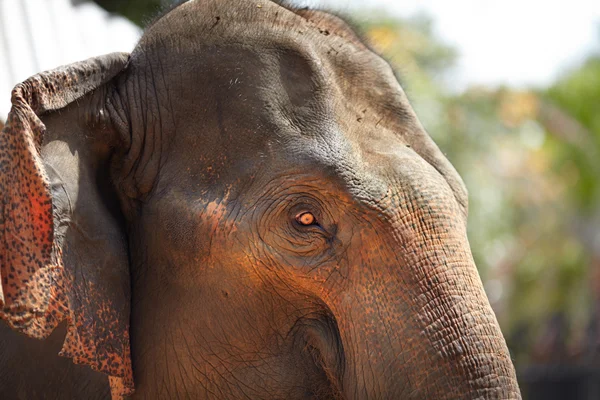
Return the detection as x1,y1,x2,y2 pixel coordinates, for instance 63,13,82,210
0,0,521,398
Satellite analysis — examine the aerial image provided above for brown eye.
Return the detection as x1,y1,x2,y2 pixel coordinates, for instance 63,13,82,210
296,211,316,226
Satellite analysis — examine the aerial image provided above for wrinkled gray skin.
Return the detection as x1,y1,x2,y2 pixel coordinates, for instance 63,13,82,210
0,0,521,398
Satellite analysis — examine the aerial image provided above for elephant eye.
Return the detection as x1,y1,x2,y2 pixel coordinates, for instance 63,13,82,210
295,211,317,226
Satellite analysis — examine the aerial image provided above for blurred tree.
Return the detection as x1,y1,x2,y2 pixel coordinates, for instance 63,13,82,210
542,56,600,365
91,0,170,26
545,57,600,211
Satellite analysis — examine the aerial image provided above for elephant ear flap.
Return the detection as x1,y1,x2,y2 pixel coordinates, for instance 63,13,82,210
0,53,134,398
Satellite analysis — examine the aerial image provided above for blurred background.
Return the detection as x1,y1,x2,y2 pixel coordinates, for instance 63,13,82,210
1,0,599,398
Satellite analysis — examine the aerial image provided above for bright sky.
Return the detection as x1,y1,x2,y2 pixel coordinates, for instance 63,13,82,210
0,0,140,119
299,0,600,90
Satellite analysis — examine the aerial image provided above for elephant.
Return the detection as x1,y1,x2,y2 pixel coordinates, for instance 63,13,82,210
0,0,521,399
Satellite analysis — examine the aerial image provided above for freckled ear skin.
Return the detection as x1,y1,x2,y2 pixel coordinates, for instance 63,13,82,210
0,53,133,398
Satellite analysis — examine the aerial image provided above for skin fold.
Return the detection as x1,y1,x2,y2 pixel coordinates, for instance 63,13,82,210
0,0,521,399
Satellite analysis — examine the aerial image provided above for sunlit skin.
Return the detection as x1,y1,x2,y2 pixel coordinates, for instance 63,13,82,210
0,0,520,399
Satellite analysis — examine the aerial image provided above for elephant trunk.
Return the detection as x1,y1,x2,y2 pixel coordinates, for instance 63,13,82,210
330,166,521,399
336,241,520,398
397,242,520,399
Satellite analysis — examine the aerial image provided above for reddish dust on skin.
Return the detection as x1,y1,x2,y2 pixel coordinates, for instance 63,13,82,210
202,190,238,235
0,58,134,399
0,103,60,329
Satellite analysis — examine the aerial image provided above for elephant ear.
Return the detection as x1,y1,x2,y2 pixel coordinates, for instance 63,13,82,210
0,53,134,398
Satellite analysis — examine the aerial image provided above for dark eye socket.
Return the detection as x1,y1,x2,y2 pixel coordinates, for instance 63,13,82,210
295,211,317,226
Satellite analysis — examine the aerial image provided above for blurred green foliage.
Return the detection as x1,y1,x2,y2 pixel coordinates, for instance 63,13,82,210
546,57,600,211
92,0,164,25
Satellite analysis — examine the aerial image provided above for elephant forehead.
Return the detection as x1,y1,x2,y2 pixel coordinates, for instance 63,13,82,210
133,0,466,213
134,0,417,149
149,64,417,208
152,48,402,206
136,0,413,124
